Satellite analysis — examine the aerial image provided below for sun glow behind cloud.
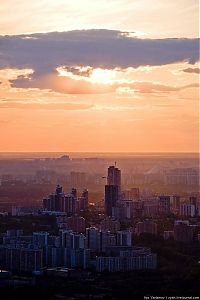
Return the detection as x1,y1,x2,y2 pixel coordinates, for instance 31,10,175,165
0,3,198,153
56,62,200,89
0,61,199,152
57,66,123,85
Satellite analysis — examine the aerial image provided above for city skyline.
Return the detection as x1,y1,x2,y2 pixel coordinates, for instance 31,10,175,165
0,1,199,294
0,0,199,153
0,152,199,297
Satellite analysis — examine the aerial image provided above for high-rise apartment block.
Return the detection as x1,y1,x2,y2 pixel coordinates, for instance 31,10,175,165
43,186,88,216
105,166,121,216
158,196,171,215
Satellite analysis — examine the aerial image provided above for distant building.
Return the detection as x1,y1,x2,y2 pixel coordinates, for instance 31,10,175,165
170,195,181,215
43,186,77,216
64,193,76,216
85,227,132,253
100,217,120,233
6,229,23,237
70,172,86,188
86,227,99,252
96,247,157,272
58,155,70,161
158,196,171,215
66,215,86,233
180,204,195,217
105,165,121,217
189,196,198,216
98,231,111,252
11,206,39,216
107,166,121,187
143,202,159,217
116,230,132,246
0,246,43,273
43,185,66,212
174,221,193,243
78,189,89,211
132,200,144,218
165,168,199,186
59,230,86,249
135,220,157,236
105,185,119,217
33,232,49,248
63,248,90,269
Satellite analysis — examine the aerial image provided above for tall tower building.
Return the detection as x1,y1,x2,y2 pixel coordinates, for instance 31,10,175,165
105,185,119,216
43,186,77,215
107,166,121,187
105,165,121,216
43,185,65,211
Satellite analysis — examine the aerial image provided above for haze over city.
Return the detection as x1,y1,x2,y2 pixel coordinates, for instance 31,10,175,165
0,1,199,299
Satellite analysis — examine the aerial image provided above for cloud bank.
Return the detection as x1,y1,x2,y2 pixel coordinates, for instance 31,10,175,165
0,30,199,71
0,30,199,95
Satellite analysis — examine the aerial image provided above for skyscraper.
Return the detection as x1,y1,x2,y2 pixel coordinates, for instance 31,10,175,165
105,185,119,216
105,165,121,216
43,185,65,211
43,186,77,215
107,165,121,187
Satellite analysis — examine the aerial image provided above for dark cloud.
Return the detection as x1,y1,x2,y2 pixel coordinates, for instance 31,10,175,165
0,29,199,92
0,30,199,71
61,66,93,77
183,67,200,74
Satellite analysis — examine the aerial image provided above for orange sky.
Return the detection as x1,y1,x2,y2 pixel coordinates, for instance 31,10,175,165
0,0,199,152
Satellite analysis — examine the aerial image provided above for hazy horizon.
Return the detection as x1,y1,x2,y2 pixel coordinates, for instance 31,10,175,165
0,2,199,299
0,151,198,160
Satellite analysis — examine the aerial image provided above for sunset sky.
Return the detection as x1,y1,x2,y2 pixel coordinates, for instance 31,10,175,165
0,0,199,152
